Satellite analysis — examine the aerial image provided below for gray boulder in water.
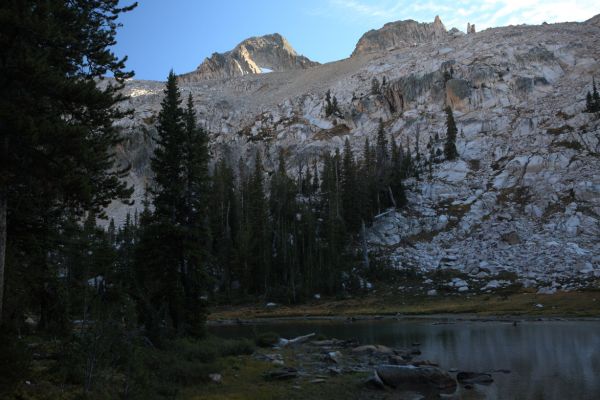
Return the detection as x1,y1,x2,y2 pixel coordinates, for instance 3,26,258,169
456,371,494,385
375,365,457,392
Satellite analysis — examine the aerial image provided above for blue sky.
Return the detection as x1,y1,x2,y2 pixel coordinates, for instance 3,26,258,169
113,1,598,81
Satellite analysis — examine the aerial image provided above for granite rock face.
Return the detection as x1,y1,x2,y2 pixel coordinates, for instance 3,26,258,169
109,16,600,288
179,33,318,82
352,16,448,56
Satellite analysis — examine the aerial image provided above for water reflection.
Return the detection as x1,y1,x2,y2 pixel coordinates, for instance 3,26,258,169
211,319,600,399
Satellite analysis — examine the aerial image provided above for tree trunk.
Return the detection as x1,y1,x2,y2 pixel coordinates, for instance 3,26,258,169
388,186,397,208
0,129,6,326
0,186,6,325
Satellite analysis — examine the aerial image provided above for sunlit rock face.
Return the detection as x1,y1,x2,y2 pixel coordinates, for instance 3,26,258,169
110,16,600,287
178,33,319,82
352,16,448,56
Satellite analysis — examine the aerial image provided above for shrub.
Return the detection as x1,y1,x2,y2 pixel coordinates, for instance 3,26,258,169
0,332,30,395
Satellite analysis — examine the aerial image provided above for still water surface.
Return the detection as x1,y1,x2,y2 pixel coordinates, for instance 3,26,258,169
211,318,600,399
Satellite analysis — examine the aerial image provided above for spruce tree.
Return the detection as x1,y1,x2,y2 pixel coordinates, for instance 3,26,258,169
444,106,459,161
209,158,238,297
140,73,210,337
586,91,594,112
332,96,340,116
390,138,407,207
269,151,298,299
375,120,391,211
325,90,333,116
247,151,270,294
320,152,347,293
341,139,360,233
145,70,187,336
151,71,185,220
361,137,376,220
371,77,381,95
593,78,600,112
180,94,210,336
0,0,136,326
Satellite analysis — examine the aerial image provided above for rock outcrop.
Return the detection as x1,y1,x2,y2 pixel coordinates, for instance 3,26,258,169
352,16,447,56
179,33,318,82
586,13,600,28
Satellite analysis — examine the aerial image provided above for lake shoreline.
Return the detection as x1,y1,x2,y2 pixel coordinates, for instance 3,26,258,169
208,313,600,325
208,290,600,322
205,313,600,399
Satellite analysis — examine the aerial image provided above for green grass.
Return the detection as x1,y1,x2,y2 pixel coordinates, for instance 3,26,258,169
210,289,600,320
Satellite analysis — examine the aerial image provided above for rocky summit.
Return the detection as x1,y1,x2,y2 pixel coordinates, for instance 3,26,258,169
111,15,600,292
178,33,318,82
352,15,449,56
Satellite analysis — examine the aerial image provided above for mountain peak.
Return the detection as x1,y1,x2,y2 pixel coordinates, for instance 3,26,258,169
179,33,318,82
352,16,448,56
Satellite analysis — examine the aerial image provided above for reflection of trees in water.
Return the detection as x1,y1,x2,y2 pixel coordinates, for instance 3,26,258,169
211,320,600,400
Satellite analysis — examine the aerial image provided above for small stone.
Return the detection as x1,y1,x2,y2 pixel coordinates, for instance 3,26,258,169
537,287,556,295
208,373,222,383
326,351,342,364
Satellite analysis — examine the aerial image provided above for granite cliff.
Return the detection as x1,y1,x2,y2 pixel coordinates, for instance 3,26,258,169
110,15,600,293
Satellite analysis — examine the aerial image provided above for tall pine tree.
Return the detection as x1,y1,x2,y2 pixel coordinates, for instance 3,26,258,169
138,73,210,338
444,106,459,160
0,0,136,327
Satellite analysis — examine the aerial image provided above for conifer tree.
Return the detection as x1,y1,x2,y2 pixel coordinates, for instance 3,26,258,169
139,73,210,337
390,138,407,208
325,90,333,116
341,139,360,232
180,94,210,336
444,106,459,160
0,0,136,326
592,78,600,112
320,152,347,292
375,120,392,211
332,96,340,116
270,151,298,299
209,158,238,297
247,151,270,294
371,77,381,95
586,91,594,112
361,137,376,220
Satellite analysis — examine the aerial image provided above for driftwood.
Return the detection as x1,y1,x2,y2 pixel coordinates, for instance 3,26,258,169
277,332,316,347
374,209,394,219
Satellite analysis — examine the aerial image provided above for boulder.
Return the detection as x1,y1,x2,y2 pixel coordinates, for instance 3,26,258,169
375,365,457,392
456,371,493,385
501,231,521,245
352,345,394,355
